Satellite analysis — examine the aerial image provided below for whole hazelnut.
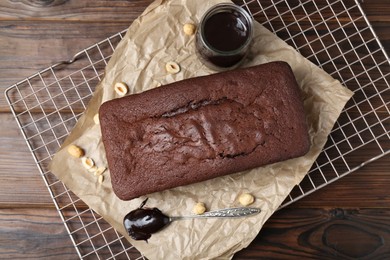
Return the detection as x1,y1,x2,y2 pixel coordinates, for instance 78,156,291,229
67,144,85,158
183,23,196,36
193,202,206,215
238,193,255,206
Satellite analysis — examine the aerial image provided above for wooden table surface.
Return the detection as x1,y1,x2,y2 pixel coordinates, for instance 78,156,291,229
0,0,389,259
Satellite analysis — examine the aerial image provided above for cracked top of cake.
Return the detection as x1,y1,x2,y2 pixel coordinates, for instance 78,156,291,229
99,61,310,201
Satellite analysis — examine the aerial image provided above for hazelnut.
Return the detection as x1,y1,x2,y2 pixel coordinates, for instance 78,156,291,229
88,165,98,173
165,61,181,74
193,202,206,215
93,113,100,125
238,193,255,206
114,82,129,96
67,144,84,158
94,167,107,176
98,175,104,184
81,157,95,170
183,23,196,36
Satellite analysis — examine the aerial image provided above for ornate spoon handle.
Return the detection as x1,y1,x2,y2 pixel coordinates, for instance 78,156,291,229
170,207,261,221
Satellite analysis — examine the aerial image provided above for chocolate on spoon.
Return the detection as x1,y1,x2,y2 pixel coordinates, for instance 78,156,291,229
123,198,261,241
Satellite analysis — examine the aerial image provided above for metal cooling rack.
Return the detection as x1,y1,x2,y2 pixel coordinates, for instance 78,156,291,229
4,0,389,259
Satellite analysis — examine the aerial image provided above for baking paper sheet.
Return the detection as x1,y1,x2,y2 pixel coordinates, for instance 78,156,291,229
50,0,354,259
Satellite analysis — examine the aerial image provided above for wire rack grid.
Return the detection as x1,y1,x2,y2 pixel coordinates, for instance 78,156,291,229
4,0,390,259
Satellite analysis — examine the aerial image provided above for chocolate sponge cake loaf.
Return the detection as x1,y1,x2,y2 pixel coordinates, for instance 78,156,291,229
99,61,310,200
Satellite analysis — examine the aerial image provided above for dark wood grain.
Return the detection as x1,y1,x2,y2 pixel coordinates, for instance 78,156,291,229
0,0,152,20
0,0,389,259
0,113,54,206
0,208,77,259
234,208,390,259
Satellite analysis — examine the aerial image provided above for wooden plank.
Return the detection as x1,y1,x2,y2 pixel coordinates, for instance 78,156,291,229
0,21,128,96
0,112,54,206
0,0,389,23
0,208,77,259
0,0,152,21
0,207,144,259
361,0,390,22
235,207,390,259
291,154,390,209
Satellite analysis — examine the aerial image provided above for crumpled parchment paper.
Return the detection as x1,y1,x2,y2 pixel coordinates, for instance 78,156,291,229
49,0,354,259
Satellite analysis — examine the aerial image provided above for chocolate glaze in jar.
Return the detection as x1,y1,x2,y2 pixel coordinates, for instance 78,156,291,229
196,3,253,71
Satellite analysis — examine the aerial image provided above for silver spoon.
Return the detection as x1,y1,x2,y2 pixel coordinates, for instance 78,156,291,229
124,198,261,241
169,207,261,221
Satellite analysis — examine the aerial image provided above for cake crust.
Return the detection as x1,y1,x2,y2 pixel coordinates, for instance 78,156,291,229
99,61,310,200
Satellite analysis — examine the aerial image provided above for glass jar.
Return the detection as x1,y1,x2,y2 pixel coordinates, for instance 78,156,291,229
195,3,253,71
